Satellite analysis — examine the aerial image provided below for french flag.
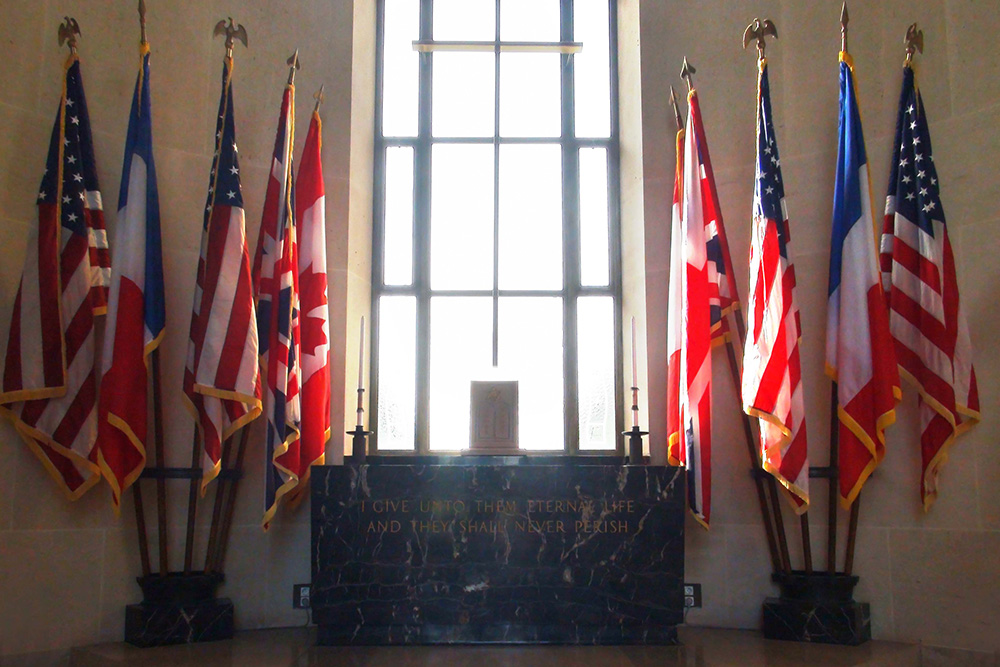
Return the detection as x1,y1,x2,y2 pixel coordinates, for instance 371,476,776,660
97,46,166,511
826,52,900,508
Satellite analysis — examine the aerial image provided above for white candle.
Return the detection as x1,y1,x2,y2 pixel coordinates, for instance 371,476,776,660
357,315,365,399
630,316,637,388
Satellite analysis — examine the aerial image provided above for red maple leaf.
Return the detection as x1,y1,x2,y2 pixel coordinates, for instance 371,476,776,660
298,262,329,358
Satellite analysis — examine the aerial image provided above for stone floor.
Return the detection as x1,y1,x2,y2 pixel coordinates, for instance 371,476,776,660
63,626,950,666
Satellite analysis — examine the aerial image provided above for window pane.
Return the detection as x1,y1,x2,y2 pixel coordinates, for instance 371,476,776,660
433,52,495,137
498,297,563,450
431,145,495,290
434,0,495,41
578,296,615,450
430,297,494,451
376,296,416,450
579,147,610,286
574,0,611,137
500,53,561,138
383,147,414,286
500,0,560,42
382,0,419,137
498,145,562,290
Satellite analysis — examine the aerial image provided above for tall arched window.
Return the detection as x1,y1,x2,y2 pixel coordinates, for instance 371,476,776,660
372,0,621,453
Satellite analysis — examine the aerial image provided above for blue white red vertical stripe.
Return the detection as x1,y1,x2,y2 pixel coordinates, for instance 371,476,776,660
253,81,301,528
182,58,261,494
879,65,980,510
741,60,810,512
826,52,900,508
96,44,167,513
291,108,330,498
0,54,106,499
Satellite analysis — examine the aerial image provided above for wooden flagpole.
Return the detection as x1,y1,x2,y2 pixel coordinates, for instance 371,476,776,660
826,385,840,575
132,480,152,577
182,428,201,574
203,433,234,573
150,348,169,575
209,426,251,573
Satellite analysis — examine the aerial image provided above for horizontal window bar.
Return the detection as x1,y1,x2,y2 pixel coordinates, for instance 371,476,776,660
414,40,583,54
378,137,615,147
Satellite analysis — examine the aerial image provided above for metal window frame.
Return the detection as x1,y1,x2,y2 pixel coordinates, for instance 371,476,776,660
371,0,623,456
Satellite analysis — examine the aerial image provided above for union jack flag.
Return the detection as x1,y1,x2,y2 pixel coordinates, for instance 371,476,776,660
741,61,809,512
253,81,301,528
668,87,742,528
880,65,980,510
0,54,108,499
182,60,261,494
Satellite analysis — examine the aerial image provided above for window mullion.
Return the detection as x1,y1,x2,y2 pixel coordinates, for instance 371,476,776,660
414,0,434,454
492,0,501,368
561,0,580,455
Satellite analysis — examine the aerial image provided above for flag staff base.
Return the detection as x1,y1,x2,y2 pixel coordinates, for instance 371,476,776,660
762,570,870,646
124,571,234,648
123,466,243,647
759,462,872,646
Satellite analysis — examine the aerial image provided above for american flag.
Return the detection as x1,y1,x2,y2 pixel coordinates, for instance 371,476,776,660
741,61,809,512
291,107,331,498
97,45,167,512
253,82,301,528
0,55,107,499
826,52,899,509
183,60,261,494
880,65,980,510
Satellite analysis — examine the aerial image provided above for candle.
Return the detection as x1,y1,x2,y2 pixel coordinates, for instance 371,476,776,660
630,316,637,388
357,316,365,420
631,316,639,428
358,316,366,389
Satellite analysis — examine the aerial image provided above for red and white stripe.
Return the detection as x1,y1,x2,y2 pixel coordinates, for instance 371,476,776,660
183,203,261,493
666,128,685,469
881,199,980,509
743,208,810,511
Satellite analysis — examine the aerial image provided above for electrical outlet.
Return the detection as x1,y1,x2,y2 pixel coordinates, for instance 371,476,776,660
683,583,702,608
293,584,311,609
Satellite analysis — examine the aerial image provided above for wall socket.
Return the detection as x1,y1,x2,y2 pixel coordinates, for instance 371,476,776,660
293,584,311,609
683,583,702,608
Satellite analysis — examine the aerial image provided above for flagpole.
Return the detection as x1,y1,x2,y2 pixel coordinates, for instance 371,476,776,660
203,433,233,574
132,481,152,577
182,427,201,574
137,0,171,578
150,349,169,575
210,425,251,573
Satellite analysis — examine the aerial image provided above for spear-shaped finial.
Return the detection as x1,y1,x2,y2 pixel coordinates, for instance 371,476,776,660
743,18,778,60
904,22,924,67
313,84,325,113
287,49,300,85
669,85,683,131
138,0,147,46
213,17,248,59
679,56,696,94
58,17,81,54
841,2,849,53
